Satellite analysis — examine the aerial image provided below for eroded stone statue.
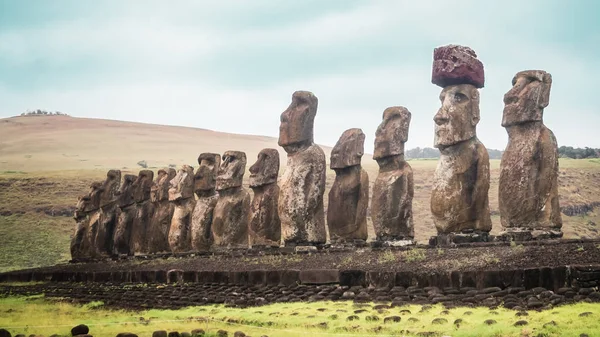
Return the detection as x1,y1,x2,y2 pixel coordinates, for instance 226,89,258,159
94,170,121,257
147,168,176,254
191,153,221,252
328,128,369,243
371,108,414,243
112,174,137,256
71,181,102,260
212,151,251,249
130,170,154,254
249,148,281,247
499,70,562,240
168,165,195,252
430,45,491,244
278,91,327,246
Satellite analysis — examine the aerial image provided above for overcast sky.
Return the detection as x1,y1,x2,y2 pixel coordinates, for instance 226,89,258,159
1,0,598,151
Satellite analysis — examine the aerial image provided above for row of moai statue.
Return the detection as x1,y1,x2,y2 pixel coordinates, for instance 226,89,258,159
70,44,563,259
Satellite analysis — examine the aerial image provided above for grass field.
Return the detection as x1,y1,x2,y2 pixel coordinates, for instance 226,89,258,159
1,116,600,272
0,294,599,337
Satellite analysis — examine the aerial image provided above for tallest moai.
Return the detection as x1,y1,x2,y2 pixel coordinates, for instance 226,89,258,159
278,91,327,246
430,45,492,245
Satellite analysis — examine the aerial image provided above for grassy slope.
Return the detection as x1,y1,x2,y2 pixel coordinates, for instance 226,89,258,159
0,295,599,337
1,116,600,271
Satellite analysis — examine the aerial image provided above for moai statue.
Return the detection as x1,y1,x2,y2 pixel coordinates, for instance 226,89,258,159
168,165,195,253
94,170,121,257
70,182,102,260
278,91,327,246
371,108,414,244
147,168,176,254
328,129,369,243
249,148,281,247
112,174,137,256
191,153,221,252
130,170,154,254
499,70,562,240
212,151,251,250
430,45,492,245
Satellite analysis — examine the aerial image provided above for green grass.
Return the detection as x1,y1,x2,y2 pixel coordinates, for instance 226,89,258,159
0,295,599,337
0,213,72,272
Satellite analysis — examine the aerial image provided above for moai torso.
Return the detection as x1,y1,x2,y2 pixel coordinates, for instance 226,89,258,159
371,108,414,241
249,149,281,247
328,129,369,242
499,70,561,231
112,174,137,255
278,91,327,245
130,170,154,254
212,151,251,249
147,168,176,254
431,138,491,233
191,153,220,252
430,45,491,236
168,165,195,253
94,170,121,257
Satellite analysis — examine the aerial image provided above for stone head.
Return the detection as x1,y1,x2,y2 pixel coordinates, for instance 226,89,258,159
99,169,121,207
434,84,480,148
216,151,246,191
331,128,365,169
118,174,137,207
132,170,154,203
502,70,552,127
374,107,411,160
249,148,279,187
151,168,176,202
83,181,103,213
278,91,318,152
168,165,195,201
194,153,221,194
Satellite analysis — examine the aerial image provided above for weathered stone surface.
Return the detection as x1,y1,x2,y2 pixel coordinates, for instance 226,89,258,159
278,91,327,245
431,79,491,234
168,165,195,252
95,170,121,257
432,44,484,88
131,170,154,254
499,70,562,234
147,168,176,254
249,149,281,247
71,181,102,260
191,153,221,252
213,151,250,249
372,107,414,240
328,128,369,242
112,174,137,255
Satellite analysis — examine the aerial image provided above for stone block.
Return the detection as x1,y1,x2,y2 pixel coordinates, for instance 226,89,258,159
280,269,300,286
340,270,366,287
366,271,396,288
248,270,266,286
299,269,339,284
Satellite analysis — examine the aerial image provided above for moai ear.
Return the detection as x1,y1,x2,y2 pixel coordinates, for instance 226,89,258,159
538,73,552,109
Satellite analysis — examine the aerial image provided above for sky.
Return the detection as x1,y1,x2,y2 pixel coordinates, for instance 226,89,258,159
1,0,599,151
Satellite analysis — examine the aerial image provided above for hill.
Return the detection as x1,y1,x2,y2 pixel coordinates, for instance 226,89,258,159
0,115,599,272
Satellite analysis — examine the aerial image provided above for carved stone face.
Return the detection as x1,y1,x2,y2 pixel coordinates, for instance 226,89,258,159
331,128,365,169
502,70,552,127
83,181,103,212
434,84,480,148
99,170,121,207
374,107,411,159
249,148,279,187
168,165,194,201
194,153,221,194
151,168,176,202
118,174,137,207
216,151,246,191
132,170,154,203
278,91,318,152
